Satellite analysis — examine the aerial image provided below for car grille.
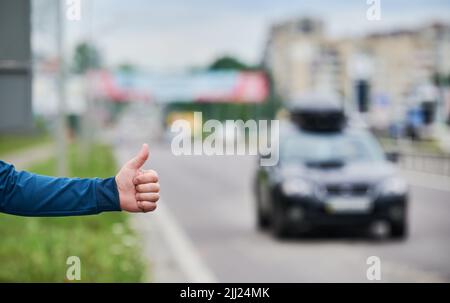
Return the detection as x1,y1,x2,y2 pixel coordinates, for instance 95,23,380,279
325,183,370,196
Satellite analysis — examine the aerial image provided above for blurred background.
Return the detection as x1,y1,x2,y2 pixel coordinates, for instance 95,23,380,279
0,0,449,282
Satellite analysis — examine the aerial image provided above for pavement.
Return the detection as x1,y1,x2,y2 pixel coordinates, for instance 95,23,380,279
1,144,54,170
113,105,450,283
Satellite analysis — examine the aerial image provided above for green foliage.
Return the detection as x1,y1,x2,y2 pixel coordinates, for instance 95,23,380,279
432,73,450,86
117,63,137,74
209,55,255,71
0,133,51,157
72,42,102,74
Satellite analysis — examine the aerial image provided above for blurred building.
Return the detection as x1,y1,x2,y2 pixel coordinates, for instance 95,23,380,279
264,17,450,129
354,24,450,123
263,18,339,99
0,0,32,133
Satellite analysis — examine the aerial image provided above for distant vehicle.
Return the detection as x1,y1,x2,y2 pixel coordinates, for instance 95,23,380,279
254,100,408,239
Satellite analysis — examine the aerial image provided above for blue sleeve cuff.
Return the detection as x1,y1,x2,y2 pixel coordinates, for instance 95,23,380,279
96,177,122,212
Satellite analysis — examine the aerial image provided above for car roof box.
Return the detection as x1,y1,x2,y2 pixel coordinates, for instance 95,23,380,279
288,99,346,132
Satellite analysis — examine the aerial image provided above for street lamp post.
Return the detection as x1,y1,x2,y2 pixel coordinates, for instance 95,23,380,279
56,0,68,176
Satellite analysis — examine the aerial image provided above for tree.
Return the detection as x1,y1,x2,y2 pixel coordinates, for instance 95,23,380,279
208,55,254,71
117,63,137,74
72,42,102,74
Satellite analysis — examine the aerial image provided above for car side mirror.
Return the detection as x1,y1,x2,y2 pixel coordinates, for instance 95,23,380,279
386,151,400,163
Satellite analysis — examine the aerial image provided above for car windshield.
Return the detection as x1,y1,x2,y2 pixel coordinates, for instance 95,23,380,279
280,130,385,164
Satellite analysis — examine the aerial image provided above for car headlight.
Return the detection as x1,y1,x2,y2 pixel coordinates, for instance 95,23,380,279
281,179,315,197
378,177,408,196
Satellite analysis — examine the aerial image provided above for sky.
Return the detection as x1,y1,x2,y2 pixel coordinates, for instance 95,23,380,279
36,0,450,72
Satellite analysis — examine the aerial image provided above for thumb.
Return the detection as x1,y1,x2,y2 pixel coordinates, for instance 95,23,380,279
126,144,149,169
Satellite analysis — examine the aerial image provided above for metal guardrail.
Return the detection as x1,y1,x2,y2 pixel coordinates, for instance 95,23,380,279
398,152,450,177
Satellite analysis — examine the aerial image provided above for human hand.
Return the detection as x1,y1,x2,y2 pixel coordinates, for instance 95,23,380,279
115,144,160,213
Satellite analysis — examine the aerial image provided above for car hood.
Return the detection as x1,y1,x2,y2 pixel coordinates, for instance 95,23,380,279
279,161,397,185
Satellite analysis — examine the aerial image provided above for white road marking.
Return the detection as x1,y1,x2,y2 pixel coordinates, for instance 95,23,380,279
152,202,218,283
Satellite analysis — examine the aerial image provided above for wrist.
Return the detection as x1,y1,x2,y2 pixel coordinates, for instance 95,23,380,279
96,177,122,212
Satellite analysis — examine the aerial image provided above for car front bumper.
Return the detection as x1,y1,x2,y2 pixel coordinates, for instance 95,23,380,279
277,193,407,229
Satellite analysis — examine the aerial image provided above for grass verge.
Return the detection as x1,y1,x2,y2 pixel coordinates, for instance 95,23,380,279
0,134,52,157
0,143,146,282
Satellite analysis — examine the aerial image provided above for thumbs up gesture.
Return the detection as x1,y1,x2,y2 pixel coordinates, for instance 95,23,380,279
115,144,160,213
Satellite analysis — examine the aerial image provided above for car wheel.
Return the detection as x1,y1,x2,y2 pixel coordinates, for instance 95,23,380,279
256,206,270,230
255,184,270,230
271,205,289,239
390,220,408,240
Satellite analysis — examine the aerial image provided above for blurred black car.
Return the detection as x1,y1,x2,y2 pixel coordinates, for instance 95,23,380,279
255,101,408,239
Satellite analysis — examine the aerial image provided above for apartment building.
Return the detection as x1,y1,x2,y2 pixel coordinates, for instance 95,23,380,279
264,17,450,127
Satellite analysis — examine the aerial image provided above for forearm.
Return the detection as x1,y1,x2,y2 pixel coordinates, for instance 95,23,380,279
0,161,121,217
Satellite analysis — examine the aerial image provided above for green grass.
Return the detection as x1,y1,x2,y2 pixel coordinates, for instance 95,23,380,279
0,143,146,282
0,133,52,157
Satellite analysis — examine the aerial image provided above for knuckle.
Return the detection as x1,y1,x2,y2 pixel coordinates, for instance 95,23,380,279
145,170,159,181
153,183,160,193
139,174,157,183
147,169,158,176
142,202,157,213
136,193,159,201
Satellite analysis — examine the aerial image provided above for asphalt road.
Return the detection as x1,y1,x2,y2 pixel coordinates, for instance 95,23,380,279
115,106,450,282
146,142,450,282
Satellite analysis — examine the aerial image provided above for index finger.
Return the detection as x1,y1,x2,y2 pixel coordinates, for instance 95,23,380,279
134,170,158,184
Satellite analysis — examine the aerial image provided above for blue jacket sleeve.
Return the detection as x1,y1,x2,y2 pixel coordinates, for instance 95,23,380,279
0,160,121,217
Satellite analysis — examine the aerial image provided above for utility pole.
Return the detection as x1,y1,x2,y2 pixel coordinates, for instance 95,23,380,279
80,0,95,160
436,40,446,126
56,0,68,176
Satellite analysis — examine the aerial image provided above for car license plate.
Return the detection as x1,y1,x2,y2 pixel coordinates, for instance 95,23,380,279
325,197,372,213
